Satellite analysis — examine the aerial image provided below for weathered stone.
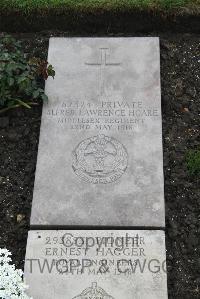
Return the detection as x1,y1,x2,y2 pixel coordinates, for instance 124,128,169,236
31,38,164,227
24,230,168,299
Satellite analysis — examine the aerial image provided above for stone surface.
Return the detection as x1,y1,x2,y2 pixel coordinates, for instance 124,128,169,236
31,37,164,227
24,230,168,299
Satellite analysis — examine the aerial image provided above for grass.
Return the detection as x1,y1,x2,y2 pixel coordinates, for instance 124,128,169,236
186,149,200,177
0,0,199,14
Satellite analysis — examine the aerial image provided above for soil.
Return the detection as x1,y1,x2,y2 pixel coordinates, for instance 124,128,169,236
1,9,200,34
0,32,199,299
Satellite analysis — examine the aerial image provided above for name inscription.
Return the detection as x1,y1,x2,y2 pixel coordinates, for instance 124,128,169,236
46,99,159,131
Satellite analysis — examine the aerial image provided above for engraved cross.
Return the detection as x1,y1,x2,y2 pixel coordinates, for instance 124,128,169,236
85,48,121,96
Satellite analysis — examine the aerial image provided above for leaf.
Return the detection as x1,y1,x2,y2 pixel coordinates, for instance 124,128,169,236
15,99,31,109
7,100,15,107
33,89,40,99
18,78,31,91
29,57,41,65
41,93,48,102
47,64,55,79
7,77,14,86
17,76,27,84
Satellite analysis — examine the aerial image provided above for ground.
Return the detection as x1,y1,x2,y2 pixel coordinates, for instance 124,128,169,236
0,32,199,299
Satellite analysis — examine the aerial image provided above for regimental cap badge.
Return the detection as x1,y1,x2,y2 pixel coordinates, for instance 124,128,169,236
72,282,115,299
72,134,128,184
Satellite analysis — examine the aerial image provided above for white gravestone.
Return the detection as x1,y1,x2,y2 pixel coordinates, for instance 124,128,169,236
24,230,168,299
31,38,165,227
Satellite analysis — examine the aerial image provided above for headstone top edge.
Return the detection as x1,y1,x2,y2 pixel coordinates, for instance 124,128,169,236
28,229,165,235
49,36,160,42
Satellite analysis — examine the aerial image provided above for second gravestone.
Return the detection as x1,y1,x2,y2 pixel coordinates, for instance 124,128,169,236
31,37,165,227
25,230,167,299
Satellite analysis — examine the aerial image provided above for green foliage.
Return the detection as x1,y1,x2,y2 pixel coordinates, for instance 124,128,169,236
186,149,200,176
0,0,199,13
0,35,55,114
